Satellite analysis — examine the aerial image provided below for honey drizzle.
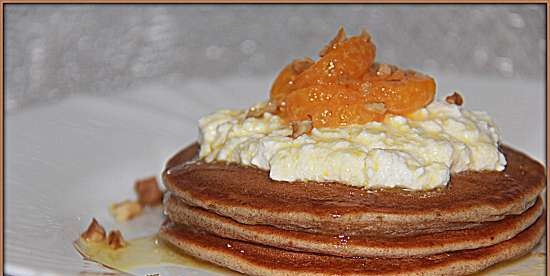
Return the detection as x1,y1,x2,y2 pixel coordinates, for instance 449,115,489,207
74,235,240,275
74,235,544,276
477,253,546,276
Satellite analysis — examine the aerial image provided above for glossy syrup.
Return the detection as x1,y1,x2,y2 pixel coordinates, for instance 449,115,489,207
74,235,544,276
474,251,546,276
74,235,240,275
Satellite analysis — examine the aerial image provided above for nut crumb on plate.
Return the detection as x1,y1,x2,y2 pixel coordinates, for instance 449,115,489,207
107,230,126,249
80,218,106,242
135,176,164,206
110,200,143,222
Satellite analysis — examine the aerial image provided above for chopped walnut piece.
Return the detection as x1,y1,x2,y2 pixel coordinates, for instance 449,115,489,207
246,100,280,119
80,218,106,242
110,200,143,222
319,27,347,57
245,105,265,118
376,64,392,77
107,230,126,249
291,119,313,138
445,92,464,106
366,102,387,114
134,176,164,207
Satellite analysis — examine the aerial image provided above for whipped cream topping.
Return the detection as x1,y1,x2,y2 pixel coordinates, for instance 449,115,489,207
197,101,506,190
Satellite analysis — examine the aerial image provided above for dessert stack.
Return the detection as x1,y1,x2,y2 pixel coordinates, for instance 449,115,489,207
158,28,545,276
159,143,545,276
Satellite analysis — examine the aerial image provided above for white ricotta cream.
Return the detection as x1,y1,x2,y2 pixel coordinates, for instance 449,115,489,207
197,101,506,190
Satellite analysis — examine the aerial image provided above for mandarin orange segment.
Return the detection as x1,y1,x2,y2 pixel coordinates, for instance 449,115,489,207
361,69,436,115
271,28,436,128
280,85,384,128
292,32,376,91
270,58,314,103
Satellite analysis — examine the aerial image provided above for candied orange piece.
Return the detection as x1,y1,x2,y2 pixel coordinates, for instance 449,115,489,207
279,85,384,128
292,31,376,90
270,58,314,103
270,29,376,104
271,29,435,128
359,68,436,115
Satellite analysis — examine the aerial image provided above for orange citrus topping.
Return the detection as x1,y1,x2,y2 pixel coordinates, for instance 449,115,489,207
270,58,314,103
291,30,376,90
353,64,436,115
282,85,385,127
269,28,436,128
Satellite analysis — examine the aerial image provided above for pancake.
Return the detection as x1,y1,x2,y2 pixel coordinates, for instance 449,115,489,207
165,194,544,258
163,144,545,236
159,213,545,276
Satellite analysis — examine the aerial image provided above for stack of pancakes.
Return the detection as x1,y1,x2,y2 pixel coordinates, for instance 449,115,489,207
160,143,545,276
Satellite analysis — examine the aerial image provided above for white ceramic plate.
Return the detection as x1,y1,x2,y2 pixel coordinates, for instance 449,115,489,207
5,74,546,276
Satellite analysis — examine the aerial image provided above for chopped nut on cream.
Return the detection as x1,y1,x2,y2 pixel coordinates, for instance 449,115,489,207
246,100,279,119
291,119,313,138
365,102,387,114
80,218,106,242
107,230,126,249
110,200,143,222
245,107,264,119
135,176,164,207
445,92,464,106
376,63,392,77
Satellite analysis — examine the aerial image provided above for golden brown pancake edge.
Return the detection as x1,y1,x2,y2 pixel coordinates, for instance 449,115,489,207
159,213,545,276
163,143,545,236
164,194,544,258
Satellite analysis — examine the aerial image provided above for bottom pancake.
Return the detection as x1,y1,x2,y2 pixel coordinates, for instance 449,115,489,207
159,214,545,276
165,195,544,258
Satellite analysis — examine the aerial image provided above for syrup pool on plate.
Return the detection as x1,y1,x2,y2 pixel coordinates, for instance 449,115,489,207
74,235,241,275
74,233,545,276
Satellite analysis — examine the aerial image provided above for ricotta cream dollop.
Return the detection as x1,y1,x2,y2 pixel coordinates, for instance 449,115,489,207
197,101,506,190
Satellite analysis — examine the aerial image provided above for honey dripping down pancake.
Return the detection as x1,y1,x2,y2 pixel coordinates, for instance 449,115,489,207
152,28,546,276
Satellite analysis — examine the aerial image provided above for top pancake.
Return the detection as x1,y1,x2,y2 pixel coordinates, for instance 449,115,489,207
163,143,545,236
